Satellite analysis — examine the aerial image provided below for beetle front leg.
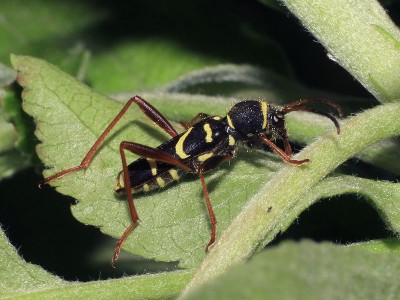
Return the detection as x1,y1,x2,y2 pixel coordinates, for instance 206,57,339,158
259,136,309,165
282,137,293,156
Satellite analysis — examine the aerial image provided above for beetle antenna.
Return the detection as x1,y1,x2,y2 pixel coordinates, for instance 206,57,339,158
282,99,344,134
283,106,341,134
283,99,344,118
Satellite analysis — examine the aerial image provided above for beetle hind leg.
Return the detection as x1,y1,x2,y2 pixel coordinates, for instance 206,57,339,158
112,141,195,267
197,155,234,252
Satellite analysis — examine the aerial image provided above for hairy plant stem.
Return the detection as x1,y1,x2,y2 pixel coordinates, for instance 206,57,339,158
281,0,400,103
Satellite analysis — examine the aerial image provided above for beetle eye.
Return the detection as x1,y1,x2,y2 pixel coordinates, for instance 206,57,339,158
269,112,285,129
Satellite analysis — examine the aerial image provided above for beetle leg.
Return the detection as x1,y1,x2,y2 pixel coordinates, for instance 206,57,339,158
283,98,344,119
282,137,293,156
197,155,234,252
112,141,195,267
132,95,179,137
179,112,210,129
41,96,178,185
259,136,309,165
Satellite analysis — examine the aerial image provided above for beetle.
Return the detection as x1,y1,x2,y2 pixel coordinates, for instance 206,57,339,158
42,95,343,267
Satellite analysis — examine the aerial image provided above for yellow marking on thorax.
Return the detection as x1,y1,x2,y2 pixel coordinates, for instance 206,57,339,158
203,123,213,143
176,127,192,159
156,176,165,187
261,101,268,129
198,152,213,162
169,169,180,180
229,135,236,146
147,158,157,176
227,115,235,129
143,183,150,192
213,116,221,120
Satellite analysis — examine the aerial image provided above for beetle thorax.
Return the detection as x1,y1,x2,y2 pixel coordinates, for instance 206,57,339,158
226,100,268,137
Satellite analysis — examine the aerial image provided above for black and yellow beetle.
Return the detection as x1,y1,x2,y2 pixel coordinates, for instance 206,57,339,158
42,96,343,266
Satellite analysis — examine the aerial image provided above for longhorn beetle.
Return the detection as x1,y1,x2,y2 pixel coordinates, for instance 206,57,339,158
42,96,343,267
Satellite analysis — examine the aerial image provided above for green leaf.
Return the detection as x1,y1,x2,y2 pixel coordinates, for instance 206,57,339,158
1,88,39,167
0,106,16,154
183,241,400,300
0,149,29,180
0,25,42,174
87,36,290,95
87,39,220,94
0,225,191,299
281,0,400,102
0,0,105,74
30,270,192,300
0,63,30,179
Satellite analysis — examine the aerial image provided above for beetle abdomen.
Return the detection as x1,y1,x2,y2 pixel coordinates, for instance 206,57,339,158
114,159,187,194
